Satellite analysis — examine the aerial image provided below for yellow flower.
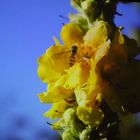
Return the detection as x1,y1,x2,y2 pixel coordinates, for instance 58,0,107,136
97,29,140,113
67,21,110,125
37,1,140,140
38,19,140,132
38,21,111,122
74,41,110,126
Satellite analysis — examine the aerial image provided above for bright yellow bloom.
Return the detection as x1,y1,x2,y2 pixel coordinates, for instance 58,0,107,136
37,1,140,140
38,21,111,124
38,20,140,127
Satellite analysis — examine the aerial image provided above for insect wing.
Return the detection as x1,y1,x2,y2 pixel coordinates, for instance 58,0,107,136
51,50,70,59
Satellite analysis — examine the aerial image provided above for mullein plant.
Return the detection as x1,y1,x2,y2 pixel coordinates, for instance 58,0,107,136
37,0,140,140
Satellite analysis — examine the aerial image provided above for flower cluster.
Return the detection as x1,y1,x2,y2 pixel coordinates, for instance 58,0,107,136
37,0,140,139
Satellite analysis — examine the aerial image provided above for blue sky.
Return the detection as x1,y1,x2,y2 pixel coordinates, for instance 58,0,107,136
0,1,140,140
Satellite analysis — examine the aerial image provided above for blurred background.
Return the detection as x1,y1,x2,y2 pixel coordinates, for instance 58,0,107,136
0,0,140,140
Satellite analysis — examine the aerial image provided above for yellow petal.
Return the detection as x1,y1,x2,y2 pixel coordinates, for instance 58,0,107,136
38,52,61,83
46,45,70,73
60,23,84,47
112,30,128,63
53,36,61,46
88,41,110,93
38,82,74,103
64,63,90,89
94,40,110,61
38,45,70,83
44,100,68,119
77,42,110,107
84,21,108,47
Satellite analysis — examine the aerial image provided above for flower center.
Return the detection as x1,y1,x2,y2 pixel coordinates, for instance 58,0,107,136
78,46,93,65
69,45,93,66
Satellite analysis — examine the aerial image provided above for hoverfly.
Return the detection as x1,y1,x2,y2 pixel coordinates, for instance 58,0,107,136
69,45,78,66
50,45,78,67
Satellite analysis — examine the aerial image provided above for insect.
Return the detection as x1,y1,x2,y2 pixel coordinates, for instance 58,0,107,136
51,45,78,66
69,45,78,66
